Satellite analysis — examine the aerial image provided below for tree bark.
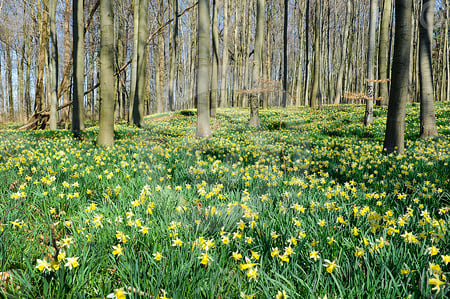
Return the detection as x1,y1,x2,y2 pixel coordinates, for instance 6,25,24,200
6,44,14,122
72,0,85,134
378,0,393,106
156,2,165,113
168,0,178,112
60,0,71,126
249,0,264,127
35,0,49,113
310,0,321,108
129,0,139,122
419,0,438,138
383,0,412,154
219,0,229,108
210,0,219,117
49,0,59,129
334,0,353,105
98,0,115,146
196,0,212,138
282,0,288,107
364,0,377,126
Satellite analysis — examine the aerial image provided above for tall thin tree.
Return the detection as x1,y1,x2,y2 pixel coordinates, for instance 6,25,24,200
384,0,412,153
196,0,212,138
49,0,59,129
249,0,264,127
219,0,229,108
98,0,115,146
378,0,393,106
282,0,288,107
419,0,438,138
364,0,377,126
72,0,85,134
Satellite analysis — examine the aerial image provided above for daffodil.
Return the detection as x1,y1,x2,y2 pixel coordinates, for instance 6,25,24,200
107,288,128,299
428,275,446,293
36,258,52,272
309,250,320,261
232,251,242,261
323,259,339,273
113,244,124,256
64,256,79,270
172,238,183,247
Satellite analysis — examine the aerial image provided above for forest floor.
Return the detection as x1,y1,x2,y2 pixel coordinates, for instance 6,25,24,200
0,103,449,298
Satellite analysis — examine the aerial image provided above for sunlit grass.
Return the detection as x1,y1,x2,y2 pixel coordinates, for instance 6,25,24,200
0,103,449,298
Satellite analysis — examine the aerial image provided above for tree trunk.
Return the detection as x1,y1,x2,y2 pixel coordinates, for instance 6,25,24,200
419,0,438,138
334,0,353,105
168,0,178,112
0,53,3,123
219,0,229,108
210,0,219,117
6,45,14,122
129,0,146,126
18,38,25,123
49,0,59,129
129,0,139,122
136,0,147,123
249,0,264,127
98,0,115,146
25,47,31,119
61,0,71,126
310,0,321,108
295,1,305,106
445,0,450,101
35,0,49,113
364,0,377,126
304,0,310,106
383,0,412,154
196,0,212,138
157,2,165,113
282,0,288,107
72,0,85,134
378,0,393,106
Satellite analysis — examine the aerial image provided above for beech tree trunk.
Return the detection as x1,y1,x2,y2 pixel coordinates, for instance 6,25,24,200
384,0,412,154
334,0,353,105
168,0,178,112
364,0,377,126
219,0,229,108
72,0,85,134
378,0,393,106
35,0,49,113
210,0,219,117
419,0,438,138
49,0,59,129
196,0,212,138
61,0,71,126
310,0,321,108
6,45,13,122
282,0,288,107
249,0,264,127
98,0,115,146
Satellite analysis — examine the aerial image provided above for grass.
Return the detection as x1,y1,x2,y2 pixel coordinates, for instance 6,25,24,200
0,103,449,298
